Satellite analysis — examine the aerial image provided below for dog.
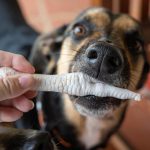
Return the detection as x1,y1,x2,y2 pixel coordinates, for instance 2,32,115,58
28,7,149,150
0,7,148,150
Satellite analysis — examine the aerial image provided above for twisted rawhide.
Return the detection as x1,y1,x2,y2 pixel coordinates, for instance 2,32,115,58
0,67,141,101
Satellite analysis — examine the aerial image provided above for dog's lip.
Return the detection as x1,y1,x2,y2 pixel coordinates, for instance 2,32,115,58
72,95,113,100
71,95,117,103
72,96,123,118
73,95,99,99
71,95,123,111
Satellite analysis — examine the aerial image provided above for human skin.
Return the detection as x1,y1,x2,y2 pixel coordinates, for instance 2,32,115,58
0,51,37,122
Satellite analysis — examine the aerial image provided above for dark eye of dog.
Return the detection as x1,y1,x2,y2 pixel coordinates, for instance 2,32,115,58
134,40,143,52
125,30,143,55
127,39,143,54
72,24,86,38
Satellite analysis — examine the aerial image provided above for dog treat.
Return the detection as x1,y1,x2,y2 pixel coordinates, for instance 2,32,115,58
0,67,141,101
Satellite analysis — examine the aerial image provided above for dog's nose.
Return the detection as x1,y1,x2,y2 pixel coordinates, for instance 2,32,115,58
86,43,123,75
101,49,122,74
86,49,98,62
23,132,54,150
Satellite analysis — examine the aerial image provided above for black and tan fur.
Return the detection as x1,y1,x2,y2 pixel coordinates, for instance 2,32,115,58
28,7,149,150
0,7,149,150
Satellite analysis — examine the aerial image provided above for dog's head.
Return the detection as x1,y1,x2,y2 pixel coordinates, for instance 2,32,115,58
31,7,149,118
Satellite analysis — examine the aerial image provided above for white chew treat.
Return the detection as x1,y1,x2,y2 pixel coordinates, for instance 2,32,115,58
0,67,141,101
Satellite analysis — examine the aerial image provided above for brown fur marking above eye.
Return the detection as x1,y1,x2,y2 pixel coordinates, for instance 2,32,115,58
113,15,139,31
86,9,111,30
111,15,139,50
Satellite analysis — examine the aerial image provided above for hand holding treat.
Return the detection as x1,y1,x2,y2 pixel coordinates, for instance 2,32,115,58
0,67,141,101
0,51,36,122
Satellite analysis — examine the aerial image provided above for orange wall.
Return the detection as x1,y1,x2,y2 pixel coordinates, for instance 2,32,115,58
18,0,91,32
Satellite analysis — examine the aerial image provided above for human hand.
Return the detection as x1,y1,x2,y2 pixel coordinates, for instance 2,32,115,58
0,51,37,122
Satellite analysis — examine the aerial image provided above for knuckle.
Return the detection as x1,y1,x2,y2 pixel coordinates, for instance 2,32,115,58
2,78,13,95
1,77,21,97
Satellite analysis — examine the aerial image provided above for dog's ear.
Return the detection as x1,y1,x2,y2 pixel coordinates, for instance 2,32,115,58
29,25,68,73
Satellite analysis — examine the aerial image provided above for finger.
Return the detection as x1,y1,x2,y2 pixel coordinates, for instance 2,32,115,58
0,107,23,122
12,54,35,73
0,75,36,101
0,51,35,73
0,91,37,106
12,96,34,112
0,99,12,106
24,91,37,99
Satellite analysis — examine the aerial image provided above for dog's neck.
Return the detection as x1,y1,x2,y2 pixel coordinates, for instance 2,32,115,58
63,94,101,148
63,94,127,149
80,117,103,149
63,94,85,133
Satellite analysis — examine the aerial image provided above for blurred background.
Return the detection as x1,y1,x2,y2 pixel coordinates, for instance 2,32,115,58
2,0,150,149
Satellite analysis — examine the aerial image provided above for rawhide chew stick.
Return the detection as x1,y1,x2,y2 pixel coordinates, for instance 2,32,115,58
0,67,141,101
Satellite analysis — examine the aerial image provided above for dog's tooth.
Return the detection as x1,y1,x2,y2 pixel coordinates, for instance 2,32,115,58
0,67,141,101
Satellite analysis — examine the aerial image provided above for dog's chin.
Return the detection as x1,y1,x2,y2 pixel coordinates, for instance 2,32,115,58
71,96,123,118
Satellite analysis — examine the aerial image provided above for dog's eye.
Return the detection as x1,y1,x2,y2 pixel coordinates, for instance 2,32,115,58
134,41,142,52
73,24,86,37
128,40,143,54
125,30,143,54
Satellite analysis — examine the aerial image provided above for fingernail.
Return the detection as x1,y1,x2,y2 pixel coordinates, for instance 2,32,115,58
30,101,35,110
31,66,35,73
19,75,32,89
26,101,34,112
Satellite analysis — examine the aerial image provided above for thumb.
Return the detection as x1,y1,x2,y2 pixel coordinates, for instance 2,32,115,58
0,75,36,101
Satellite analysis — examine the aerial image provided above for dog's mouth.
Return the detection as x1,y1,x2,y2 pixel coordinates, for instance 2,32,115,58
67,63,130,117
73,95,122,109
70,94,124,117
68,57,130,117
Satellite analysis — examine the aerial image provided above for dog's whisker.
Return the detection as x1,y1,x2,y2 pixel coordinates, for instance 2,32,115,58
130,73,138,78
57,59,74,63
129,82,136,90
57,60,75,66
70,48,79,52
53,53,76,57
62,43,78,51
129,75,138,89
62,43,84,53
131,69,143,72
63,49,80,54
